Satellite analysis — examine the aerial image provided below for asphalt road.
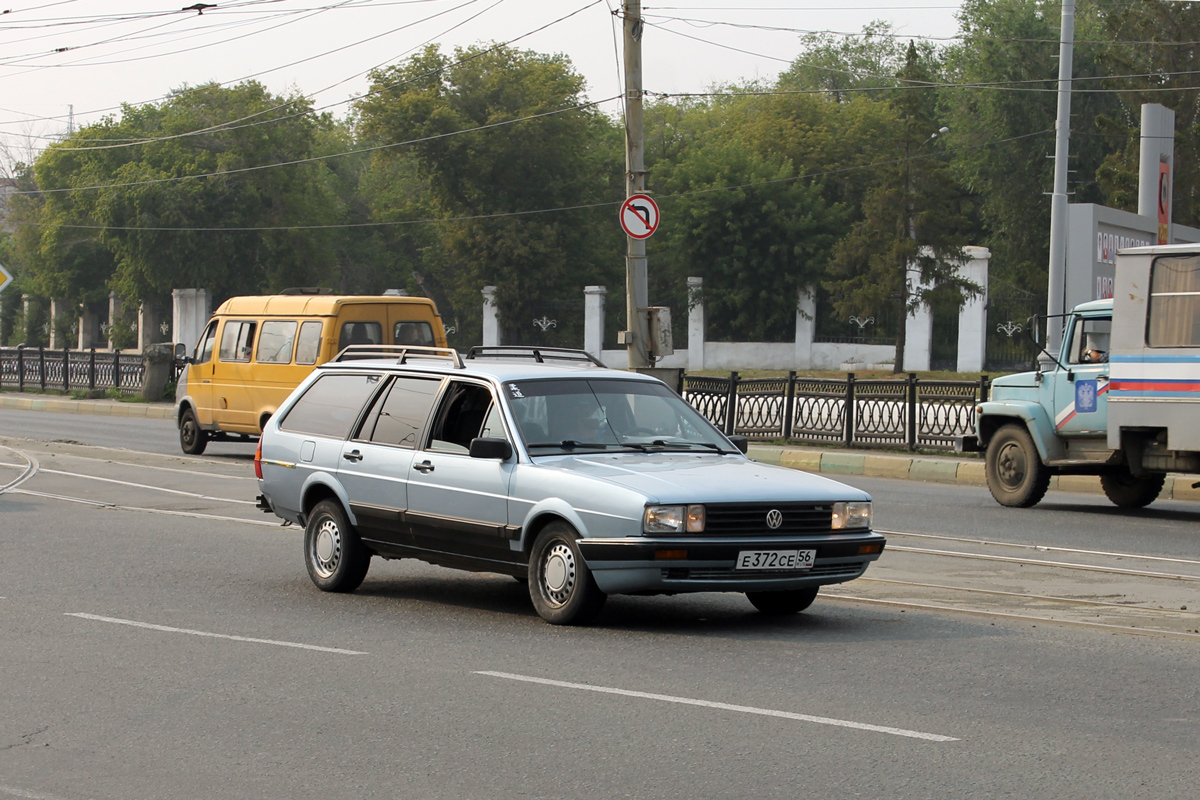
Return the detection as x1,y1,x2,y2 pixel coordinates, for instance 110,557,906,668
1,413,1199,799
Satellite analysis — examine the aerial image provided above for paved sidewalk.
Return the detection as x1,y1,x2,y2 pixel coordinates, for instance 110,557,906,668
4,390,1198,502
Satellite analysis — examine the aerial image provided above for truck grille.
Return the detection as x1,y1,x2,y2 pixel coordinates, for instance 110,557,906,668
701,502,833,536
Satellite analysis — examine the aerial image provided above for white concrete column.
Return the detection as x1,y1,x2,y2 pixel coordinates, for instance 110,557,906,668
957,247,990,373
107,292,123,350
583,285,607,358
1138,103,1175,243
137,302,161,352
794,286,816,370
686,277,704,371
78,304,101,349
481,286,499,347
172,288,211,351
49,298,72,350
903,264,933,372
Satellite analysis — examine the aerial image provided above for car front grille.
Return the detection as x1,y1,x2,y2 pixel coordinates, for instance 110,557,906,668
699,502,834,536
661,563,865,581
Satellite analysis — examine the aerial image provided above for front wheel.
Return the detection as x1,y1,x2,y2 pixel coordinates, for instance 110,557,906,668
746,587,819,615
179,407,208,455
304,500,371,592
1100,468,1165,509
985,424,1051,508
528,523,606,625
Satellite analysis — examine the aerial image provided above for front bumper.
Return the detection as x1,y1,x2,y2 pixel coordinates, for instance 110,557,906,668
578,531,886,595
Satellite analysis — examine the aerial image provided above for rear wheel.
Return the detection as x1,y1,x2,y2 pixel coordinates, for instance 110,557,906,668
1100,467,1165,509
746,587,819,615
179,407,208,455
528,523,606,625
304,499,370,592
985,424,1051,508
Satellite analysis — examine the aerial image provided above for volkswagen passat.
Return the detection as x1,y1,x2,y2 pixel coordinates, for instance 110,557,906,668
255,346,885,625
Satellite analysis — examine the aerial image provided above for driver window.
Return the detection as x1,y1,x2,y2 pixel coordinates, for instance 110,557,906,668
1068,317,1112,365
428,383,495,453
195,320,218,364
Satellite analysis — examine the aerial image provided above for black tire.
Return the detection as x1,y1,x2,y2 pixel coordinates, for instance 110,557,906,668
1100,467,1165,509
304,499,370,593
528,522,606,625
746,587,819,615
985,424,1051,508
179,407,208,455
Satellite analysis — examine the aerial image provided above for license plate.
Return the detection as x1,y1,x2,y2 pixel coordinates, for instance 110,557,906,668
735,550,816,571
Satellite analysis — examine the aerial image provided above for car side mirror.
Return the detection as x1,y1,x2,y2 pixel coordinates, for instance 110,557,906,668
469,437,512,460
728,435,749,454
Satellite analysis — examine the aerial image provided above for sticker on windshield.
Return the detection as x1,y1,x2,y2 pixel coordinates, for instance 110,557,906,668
507,384,525,398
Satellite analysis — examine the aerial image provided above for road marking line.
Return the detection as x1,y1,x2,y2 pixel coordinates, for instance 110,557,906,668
13,488,281,528
35,467,257,504
65,613,367,655
475,671,957,742
0,785,90,800
888,544,1200,582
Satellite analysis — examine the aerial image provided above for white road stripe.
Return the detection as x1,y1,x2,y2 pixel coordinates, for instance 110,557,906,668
475,671,957,742
13,488,280,528
66,613,366,655
0,785,90,800
35,467,257,504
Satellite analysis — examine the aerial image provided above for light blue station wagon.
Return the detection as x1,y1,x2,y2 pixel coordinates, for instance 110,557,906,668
255,346,885,624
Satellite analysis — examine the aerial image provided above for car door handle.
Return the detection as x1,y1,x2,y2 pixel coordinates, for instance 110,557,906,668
414,460,435,473
342,450,363,462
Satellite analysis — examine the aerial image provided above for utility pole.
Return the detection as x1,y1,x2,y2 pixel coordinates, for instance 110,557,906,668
1045,0,1075,354
622,0,650,368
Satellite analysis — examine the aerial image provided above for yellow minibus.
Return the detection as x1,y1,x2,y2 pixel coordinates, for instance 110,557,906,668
175,292,446,454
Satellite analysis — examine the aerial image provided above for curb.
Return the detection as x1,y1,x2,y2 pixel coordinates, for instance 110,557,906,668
748,444,1200,503
0,393,174,420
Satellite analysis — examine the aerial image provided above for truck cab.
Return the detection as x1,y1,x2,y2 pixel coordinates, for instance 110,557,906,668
970,243,1200,509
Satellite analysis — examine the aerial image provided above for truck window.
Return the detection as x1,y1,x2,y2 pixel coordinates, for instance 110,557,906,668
339,322,383,351
294,321,322,365
1068,317,1111,364
257,321,298,364
218,321,257,363
394,321,435,346
1148,255,1200,347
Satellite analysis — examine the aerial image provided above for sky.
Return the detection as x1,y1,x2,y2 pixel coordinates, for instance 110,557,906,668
0,0,967,169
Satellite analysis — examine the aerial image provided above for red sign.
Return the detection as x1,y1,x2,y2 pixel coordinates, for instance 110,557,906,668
620,194,660,239
1158,161,1170,245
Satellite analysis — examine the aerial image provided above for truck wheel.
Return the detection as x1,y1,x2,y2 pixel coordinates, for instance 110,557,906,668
1100,468,1165,509
985,424,1051,508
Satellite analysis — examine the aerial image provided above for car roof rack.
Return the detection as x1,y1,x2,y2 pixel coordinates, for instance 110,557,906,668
333,345,464,369
464,346,607,367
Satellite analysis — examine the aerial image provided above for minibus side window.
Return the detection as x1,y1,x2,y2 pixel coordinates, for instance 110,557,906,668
295,321,322,365
258,320,298,364
219,321,257,363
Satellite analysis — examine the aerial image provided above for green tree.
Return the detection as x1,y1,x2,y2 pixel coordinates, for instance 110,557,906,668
826,42,976,372
356,44,624,345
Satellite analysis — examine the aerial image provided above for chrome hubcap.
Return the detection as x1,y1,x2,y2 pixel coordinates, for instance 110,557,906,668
312,518,342,578
541,543,576,606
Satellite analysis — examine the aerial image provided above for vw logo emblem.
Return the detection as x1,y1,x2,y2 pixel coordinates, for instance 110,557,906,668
765,509,783,529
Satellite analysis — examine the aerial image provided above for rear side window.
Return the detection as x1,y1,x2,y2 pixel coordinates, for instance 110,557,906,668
393,321,435,346
218,321,257,362
339,322,383,351
1148,255,1200,347
295,321,322,365
279,373,382,439
257,321,298,364
363,376,442,448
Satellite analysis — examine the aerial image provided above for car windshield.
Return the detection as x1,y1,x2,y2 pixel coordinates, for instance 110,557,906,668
504,378,733,454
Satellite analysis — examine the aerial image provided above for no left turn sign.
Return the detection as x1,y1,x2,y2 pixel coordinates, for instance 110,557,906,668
620,194,660,239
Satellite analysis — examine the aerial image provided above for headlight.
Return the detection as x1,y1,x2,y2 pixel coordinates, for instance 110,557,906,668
644,504,705,533
832,501,871,530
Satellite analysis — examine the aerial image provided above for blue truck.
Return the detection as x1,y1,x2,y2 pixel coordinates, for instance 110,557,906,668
963,243,1200,508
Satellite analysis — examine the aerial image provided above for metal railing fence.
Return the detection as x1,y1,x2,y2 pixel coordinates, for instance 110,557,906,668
682,371,989,452
0,346,146,395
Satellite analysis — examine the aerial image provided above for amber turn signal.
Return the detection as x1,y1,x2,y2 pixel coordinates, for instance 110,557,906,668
857,543,884,555
654,549,688,560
